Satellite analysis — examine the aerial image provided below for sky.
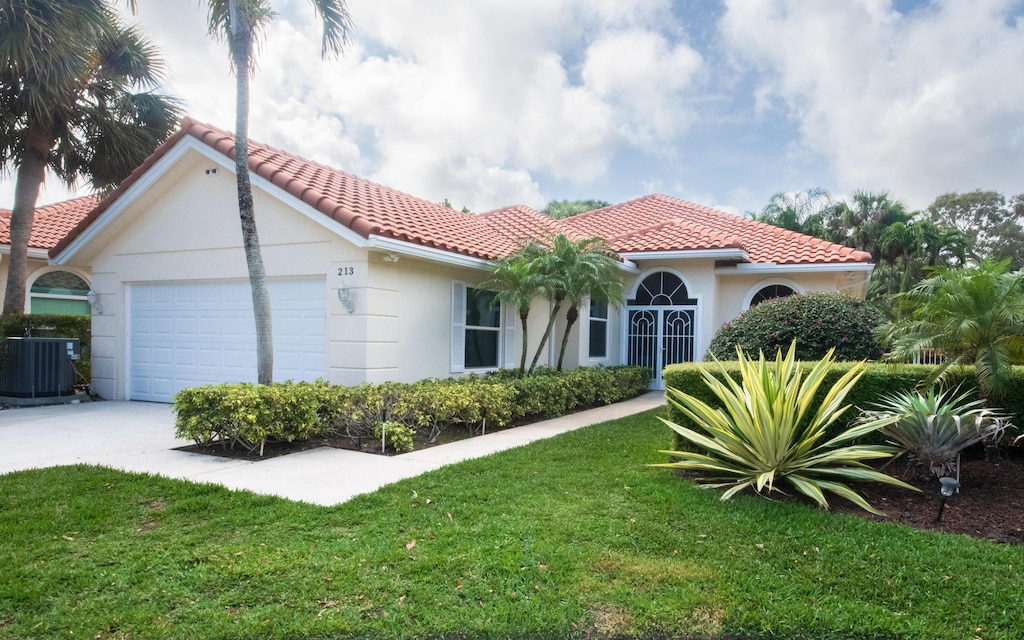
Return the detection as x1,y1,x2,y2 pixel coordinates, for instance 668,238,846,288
4,0,1024,217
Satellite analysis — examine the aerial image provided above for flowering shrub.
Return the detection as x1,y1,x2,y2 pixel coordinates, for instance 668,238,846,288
706,292,884,362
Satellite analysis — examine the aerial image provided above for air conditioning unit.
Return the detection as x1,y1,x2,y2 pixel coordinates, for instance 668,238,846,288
0,337,80,398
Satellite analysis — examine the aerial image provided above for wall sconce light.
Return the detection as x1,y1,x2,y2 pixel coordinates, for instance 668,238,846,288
383,252,400,263
935,476,960,522
337,286,355,313
86,290,103,314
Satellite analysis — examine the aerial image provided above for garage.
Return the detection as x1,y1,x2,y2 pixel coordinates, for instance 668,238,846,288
128,279,326,402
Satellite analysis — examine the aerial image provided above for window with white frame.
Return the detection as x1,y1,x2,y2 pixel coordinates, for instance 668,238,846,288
451,282,512,372
29,271,91,315
588,300,608,358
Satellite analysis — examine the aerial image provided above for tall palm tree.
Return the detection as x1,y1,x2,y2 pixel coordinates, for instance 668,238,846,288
553,239,623,371
482,243,548,376
883,259,1024,403
0,0,179,314
198,0,351,384
524,234,622,373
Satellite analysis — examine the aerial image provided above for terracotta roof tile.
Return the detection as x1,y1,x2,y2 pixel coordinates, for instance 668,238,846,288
1,195,100,250
50,118,872,267
564,194,871,264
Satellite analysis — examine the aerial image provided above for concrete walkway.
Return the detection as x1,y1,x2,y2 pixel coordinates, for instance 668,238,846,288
0,393,664,505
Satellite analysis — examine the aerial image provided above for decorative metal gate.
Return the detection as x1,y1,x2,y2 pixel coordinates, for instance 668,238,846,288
624,272,698,388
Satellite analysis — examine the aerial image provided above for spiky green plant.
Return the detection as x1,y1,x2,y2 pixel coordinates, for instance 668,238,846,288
861,387,1011,477
653,344,918,515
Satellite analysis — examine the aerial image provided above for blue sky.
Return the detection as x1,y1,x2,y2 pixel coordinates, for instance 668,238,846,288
4,0,1023,217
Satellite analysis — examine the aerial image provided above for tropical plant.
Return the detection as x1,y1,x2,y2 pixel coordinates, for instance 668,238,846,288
0,0,180,314
525,234,623,373
482,242,548,375
374,421,415,453
860,386,1011,478
653,343,918,515
190,0,352,384
706,291,884,362
749,187,839,239
882,258,1024,403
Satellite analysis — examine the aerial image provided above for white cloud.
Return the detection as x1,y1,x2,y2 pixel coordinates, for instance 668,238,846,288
720,0,1024,208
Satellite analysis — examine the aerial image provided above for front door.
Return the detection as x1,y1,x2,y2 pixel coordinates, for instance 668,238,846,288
624,271,699,388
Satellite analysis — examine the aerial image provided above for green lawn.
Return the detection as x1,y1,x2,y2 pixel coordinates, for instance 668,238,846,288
1,408,1021,639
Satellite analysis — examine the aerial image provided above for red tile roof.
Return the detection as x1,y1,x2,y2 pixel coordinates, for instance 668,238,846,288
50,118,871,266
563,194,872,264
1,195,100,251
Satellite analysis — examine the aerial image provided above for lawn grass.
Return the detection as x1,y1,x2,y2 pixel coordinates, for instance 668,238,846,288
1,408,1022,639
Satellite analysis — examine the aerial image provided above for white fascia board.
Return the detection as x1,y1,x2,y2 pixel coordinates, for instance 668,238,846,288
367,235,493,270
0,246,49,260
616,258,640,274
619,248,750,261
53,137,372,265
715,262,875,275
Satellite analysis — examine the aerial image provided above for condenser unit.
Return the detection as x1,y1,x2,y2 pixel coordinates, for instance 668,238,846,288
0,337,80,398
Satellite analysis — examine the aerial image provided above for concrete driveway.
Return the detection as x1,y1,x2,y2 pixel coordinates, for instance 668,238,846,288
0,393,664,506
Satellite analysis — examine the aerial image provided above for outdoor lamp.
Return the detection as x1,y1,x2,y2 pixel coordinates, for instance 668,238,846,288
86,290,103,314
936,476,961,522
337,286,355,314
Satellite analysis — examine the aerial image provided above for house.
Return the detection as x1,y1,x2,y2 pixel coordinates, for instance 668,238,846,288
0,196,98,314
48,118,873,401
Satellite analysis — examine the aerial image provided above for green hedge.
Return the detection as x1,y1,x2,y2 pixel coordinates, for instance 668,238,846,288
662,361,1024,450
173,366,652,455
0,313,92,385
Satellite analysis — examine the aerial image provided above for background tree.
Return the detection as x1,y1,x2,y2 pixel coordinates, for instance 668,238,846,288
0,0,179,314
201,0,352,384
927,190,1024,269
882,259,1024,404
748,187,838,239
542,199,610,219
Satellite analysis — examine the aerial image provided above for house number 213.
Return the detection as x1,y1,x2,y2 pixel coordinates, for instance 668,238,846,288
337,267,355,276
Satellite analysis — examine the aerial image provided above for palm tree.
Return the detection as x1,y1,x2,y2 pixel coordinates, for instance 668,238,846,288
524,234,622,373
751,187,835,239
197,0,352,384
482,243,547,375
883,259,1024,403
553,239,623,371
0,0,180,314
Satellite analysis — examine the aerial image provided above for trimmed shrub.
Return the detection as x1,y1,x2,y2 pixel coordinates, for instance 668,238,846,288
172,365,653,456
173,380,334,455
374,421,416,453
706,291,884,362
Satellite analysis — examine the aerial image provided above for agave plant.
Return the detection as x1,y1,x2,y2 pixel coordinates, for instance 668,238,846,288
653,343,918,515
861,387,1011,477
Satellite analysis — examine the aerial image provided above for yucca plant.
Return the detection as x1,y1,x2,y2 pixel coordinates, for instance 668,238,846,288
861,387,1011,477
653,343,918,515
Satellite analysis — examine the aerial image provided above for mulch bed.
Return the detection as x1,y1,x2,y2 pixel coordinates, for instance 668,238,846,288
828,445,1024,544
175,420,520,460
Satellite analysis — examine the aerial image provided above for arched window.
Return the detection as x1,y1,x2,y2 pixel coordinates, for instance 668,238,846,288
628,271,698,306
29,270,91,315
749,284,796,307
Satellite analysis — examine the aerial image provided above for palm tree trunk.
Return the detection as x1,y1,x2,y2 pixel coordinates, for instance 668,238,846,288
3,125,49,315
555,304,580,371
518,312,529,375
528,299,561,374
230,0,273,385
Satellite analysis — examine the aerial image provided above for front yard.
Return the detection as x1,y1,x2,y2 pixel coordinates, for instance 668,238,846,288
2,408,1022,639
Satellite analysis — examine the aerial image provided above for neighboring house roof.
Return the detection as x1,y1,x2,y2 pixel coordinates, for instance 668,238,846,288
0,195,100,252
51,117,872,266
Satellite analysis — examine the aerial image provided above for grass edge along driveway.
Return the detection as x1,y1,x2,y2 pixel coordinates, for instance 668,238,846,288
1,408,1021,639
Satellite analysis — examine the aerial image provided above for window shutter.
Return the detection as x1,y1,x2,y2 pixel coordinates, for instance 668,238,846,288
450,281,466,373
503,302,516,369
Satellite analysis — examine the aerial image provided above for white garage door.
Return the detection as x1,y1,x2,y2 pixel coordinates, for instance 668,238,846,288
129,279,326,402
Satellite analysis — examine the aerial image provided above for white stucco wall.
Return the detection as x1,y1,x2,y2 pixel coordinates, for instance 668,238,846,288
61,149,367,399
